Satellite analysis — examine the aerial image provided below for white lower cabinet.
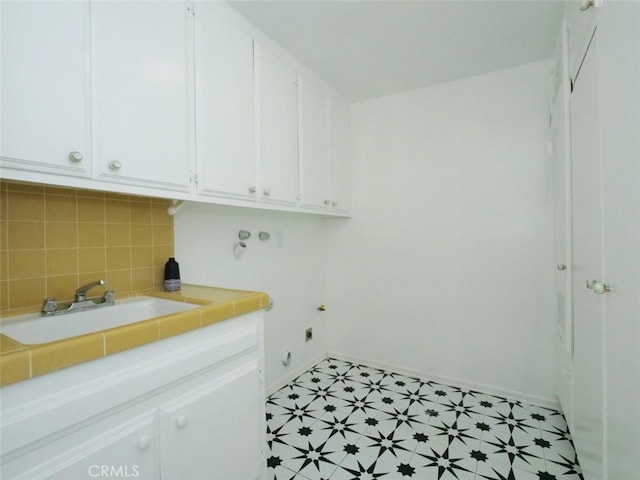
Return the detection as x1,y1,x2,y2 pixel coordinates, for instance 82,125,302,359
161,359,264,480
0,312,266,480
42,414,160,480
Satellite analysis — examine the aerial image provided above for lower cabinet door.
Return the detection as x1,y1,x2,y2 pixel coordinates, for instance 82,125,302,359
160,357,265,480
39,414,159,480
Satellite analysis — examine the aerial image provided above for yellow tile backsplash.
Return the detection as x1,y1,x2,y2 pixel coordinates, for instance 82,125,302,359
0,181,174,314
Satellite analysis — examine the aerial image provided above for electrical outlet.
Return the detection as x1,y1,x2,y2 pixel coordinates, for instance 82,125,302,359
305,327,313,342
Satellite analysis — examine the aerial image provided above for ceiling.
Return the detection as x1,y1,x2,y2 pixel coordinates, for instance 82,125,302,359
229,1,564,103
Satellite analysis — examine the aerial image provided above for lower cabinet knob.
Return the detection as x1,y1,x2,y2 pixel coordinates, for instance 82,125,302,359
109,160,122,171
68,151,83,163
248,186,257,194
324,200,331,205
176,415,188,429
263,189,271,197
332,201,338,207
138,435,152,451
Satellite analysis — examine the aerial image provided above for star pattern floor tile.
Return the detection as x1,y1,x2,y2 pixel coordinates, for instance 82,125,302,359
265,358,583,480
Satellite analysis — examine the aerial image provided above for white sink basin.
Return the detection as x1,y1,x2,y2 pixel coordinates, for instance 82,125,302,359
0,296,198,345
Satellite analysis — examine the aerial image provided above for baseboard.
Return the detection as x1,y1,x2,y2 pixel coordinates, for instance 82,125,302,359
328,351,560,411
265,352,328,397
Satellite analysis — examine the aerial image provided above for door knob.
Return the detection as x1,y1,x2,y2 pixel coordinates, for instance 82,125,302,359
557,264,567,271
579,0,595,11
109,160,122,171
592,281,611,295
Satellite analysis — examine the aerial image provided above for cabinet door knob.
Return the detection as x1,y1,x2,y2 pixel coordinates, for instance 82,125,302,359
109,160,122,171
324,200,331,205
586,279,596,289
138,435,152,451
263,189,271,197
176,415,188,429
68,151,83,163
557,264,567,271
332,201,338,207
248,186,257,194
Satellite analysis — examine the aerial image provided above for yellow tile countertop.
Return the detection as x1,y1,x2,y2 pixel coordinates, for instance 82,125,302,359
0,284,269,387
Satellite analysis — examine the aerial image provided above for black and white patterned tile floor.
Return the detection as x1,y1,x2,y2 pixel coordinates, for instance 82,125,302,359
265,358,582,480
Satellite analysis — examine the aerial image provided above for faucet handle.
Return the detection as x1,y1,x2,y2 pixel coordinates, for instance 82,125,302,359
42,297,58,314
102,289,115,304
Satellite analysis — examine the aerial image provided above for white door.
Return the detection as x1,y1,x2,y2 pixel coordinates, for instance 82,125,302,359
195,3,256,200
598,3,640,477
255,42,299,206
551,70,574,430
160,359,265,480
299,75,331,210
93,1,192,191
570,32,604,480
0,1,91,177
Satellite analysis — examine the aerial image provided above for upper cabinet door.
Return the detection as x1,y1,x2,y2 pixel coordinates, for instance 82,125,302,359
1,1,91,177
329,99,351,214
93,1,192,192
195,4,256,200
255,41,299,206
299,75,331,210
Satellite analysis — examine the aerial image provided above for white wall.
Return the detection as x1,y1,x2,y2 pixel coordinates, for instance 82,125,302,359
326,61,557,405
174,204,329,393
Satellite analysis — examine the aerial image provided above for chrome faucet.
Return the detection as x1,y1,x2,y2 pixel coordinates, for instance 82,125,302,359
41,279,115,316
75,279,106,302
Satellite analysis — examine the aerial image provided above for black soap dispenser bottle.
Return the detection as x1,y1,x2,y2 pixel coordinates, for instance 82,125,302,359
164,257,181,291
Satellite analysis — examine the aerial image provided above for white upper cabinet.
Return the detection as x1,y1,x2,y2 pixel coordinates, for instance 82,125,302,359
299,77,351,213
255,41,299,206
1,1,350,216
566,0,599,86
0,1,91,177
329,98,352,213
299,75,331,210
92,1,193,192
194,3,256,200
